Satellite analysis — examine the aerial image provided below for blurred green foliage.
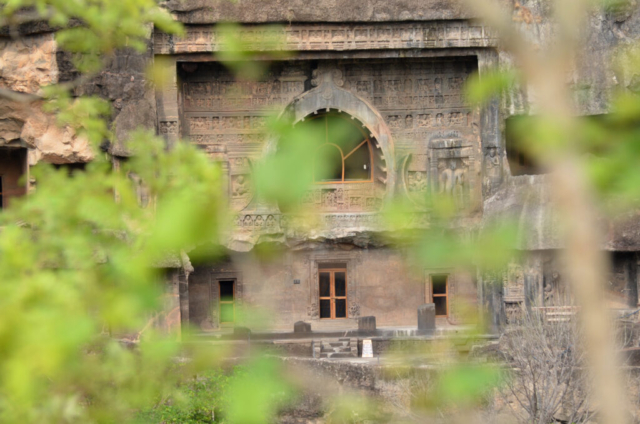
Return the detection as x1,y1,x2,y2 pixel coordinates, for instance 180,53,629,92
0,2,296,423
0,130,228,422
137,368,231,423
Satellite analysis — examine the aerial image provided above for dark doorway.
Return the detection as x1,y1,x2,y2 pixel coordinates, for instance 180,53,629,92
431,274,449,317
0,147,27,209
219,280,235,324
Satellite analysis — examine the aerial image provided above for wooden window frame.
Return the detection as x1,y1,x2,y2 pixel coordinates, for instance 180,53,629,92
310,113,374,184
429,274,449,317
218,279,236,325
318,268,348,319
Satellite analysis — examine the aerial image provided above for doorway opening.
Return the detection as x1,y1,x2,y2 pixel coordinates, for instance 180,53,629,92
430,274,449,317
219,280,235,324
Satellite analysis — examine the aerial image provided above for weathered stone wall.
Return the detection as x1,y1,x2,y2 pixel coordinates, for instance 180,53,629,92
186,247,479,331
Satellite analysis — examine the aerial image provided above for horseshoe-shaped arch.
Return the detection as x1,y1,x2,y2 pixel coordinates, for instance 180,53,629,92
264,78,397,202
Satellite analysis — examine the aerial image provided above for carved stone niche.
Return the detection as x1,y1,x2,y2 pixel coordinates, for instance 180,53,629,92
429,135,476,210
503,263,525,302
228,153,253,211
400,152,430,208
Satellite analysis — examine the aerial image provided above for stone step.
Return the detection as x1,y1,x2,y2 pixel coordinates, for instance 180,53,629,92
313,338,358,359
324,352,356,359
321,348,352,354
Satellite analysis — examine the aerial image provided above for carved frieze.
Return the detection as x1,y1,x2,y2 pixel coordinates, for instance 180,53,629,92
159,120,178,135
299,184,384,213
181,63,308,163
155,22,498,54
237,213,281,232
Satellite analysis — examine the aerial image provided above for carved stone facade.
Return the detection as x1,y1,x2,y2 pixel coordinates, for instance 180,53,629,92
160,22,502,330
178,57,480,222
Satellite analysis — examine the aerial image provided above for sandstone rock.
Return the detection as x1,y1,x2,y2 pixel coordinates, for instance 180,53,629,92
162,0,474,24
0,33,58,94
0,100,30,145
20,104,93,164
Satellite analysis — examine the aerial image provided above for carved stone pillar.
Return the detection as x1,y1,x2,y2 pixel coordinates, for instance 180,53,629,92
155,56,179,149
477,50,503,199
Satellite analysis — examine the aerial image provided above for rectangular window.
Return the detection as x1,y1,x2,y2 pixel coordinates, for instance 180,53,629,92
219,280,235,324
431,274,449,317
318,265,348,319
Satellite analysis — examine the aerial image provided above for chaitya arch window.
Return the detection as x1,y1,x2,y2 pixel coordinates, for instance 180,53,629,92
307,111,373,183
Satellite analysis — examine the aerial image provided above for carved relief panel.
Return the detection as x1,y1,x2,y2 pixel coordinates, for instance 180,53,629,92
180,62,310,212
342,58,480,209
180,58,480,217
228,153,253,211
430,136,476,209
342,58,478,154
299,184,384,213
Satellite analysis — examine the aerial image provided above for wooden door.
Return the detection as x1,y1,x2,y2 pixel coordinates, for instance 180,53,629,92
319,268,347,319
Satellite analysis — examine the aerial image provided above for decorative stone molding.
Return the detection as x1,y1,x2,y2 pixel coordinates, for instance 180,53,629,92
154,22,498,54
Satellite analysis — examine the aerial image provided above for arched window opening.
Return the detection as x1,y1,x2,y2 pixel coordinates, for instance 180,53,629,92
307,111,373,183
314,144,343,182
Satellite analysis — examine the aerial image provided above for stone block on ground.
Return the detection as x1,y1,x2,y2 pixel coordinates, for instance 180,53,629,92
418,303,436,333
294,320,312,333
233,326,251,336
358,316,376,332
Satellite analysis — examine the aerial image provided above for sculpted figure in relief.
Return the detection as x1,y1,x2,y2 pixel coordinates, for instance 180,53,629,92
408,171,428,193
453,165,466,206
438,160,467,207
439,161,454,194
483,145,501,196
232,175,249,197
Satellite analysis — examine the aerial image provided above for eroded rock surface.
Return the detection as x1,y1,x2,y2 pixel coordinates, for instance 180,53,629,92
20,103,93,164
0,33,58,94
